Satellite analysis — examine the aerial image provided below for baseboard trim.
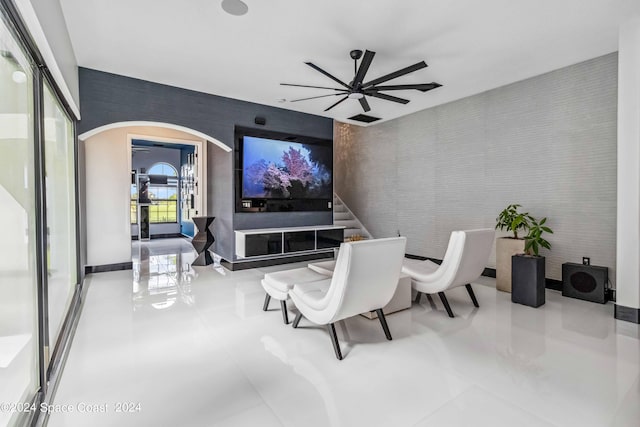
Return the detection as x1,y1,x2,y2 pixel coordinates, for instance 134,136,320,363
545,278,563,291
85,262,133,274
222,252,334,271
404,253,562,291
131,233,184,241
482,267,496,278
614,305,640,324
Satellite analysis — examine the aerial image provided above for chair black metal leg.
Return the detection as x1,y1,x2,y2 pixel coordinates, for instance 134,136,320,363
438,292,455,318
414,291,422,304
292,312,302,328
375,309,392,340
263,294,271,311
465,284,479,307
280,300,289,324
327,323,343,360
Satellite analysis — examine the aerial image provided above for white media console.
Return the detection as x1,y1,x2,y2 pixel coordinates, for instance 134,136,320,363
235,225,345,259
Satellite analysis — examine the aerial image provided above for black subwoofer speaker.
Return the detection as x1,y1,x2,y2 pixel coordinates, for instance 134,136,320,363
562,262,608,304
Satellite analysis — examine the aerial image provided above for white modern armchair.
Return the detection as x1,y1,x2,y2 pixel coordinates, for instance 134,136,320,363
289,237,407,360
402,229,494,318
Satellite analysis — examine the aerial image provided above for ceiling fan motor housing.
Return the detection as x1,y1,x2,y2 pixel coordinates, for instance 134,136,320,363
350,49,363,60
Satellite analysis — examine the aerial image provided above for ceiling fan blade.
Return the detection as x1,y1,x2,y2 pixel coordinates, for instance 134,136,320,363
290,93,346,102
372,83,442,92
353,50,376,88
359,96,371,112
324,95,349,111
305,62,352,90
363,61,428,88
364,91,410,104
281,83,347,91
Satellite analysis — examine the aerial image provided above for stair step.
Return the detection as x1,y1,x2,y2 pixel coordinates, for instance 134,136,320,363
335,219,359,228
334,194,371,240
333,212,351,221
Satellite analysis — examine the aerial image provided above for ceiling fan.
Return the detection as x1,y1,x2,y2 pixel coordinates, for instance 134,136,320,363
281,49,442,113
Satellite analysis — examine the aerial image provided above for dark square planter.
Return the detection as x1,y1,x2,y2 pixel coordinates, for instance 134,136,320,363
512,254,545,308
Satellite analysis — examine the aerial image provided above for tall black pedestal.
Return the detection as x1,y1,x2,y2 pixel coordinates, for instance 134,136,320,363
191,216,215,266
139,205,150,240
512,254,545,308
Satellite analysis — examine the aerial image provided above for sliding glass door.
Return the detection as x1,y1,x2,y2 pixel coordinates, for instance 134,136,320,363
1,2,80,425
0,16,39,427
43,81,76,357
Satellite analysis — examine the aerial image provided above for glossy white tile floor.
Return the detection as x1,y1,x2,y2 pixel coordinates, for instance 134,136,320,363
49,239,640,427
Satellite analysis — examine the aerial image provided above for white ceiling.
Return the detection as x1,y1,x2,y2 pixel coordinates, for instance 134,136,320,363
59,0,640,126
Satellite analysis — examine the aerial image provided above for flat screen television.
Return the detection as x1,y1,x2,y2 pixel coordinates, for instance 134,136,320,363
235,128,333,212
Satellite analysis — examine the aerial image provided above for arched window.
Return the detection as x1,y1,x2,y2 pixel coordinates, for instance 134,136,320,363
148,162,177,177
130,162,179,224
148,163,178,223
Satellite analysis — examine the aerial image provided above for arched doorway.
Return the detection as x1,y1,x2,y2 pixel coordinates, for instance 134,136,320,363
79,122,229,269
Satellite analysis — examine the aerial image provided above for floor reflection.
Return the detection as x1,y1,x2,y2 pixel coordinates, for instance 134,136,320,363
49,239,640,427
261,335,338,427
132,238,198,310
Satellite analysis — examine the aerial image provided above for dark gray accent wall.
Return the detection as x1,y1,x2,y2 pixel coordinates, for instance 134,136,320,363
335,53,618,284
79,68,334,262
78,68,333,148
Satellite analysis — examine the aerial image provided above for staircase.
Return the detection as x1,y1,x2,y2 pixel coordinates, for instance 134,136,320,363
333,193,373,241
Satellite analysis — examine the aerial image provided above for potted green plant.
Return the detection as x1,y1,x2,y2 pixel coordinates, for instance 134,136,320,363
495,204,533,292
512,217,553,308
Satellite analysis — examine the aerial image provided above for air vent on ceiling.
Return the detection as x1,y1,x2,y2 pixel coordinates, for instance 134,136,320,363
348,114,380,123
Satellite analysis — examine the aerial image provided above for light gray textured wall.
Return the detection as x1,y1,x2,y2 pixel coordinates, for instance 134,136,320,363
335,53,618,284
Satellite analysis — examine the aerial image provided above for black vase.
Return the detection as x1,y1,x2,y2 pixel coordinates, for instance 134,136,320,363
191,216,215,266
511,254,545,308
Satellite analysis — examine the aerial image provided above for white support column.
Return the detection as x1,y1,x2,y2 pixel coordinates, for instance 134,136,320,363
616,17,640,323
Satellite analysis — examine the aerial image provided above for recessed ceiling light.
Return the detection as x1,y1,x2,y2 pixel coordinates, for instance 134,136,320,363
221,0,248,16
12,70,27,83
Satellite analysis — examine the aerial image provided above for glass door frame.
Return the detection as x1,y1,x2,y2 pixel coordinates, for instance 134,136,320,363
41,71,82,381
0,0,82,425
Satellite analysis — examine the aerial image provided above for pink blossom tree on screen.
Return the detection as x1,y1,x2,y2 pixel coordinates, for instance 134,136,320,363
262,163,292,197
282,147,313,185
